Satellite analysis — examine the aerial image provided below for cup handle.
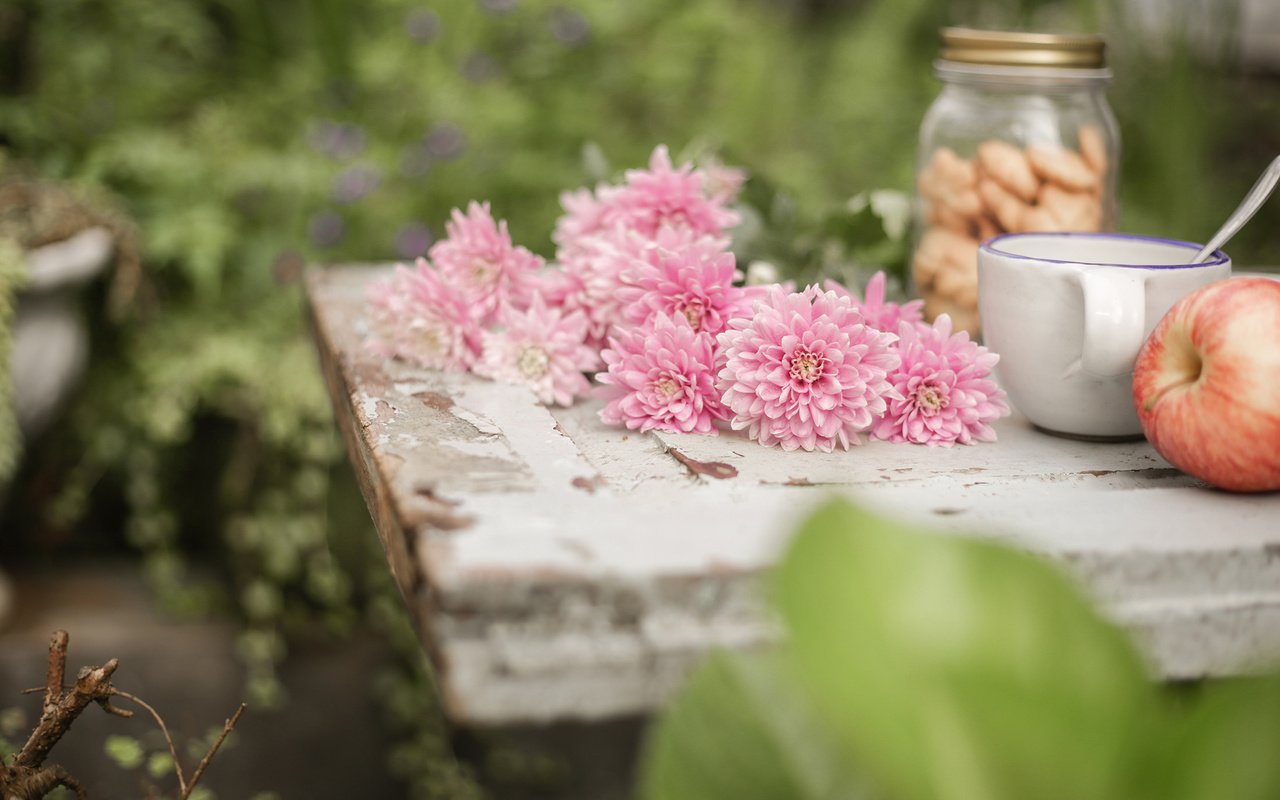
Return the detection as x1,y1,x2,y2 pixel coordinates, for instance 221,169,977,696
1079,267,1147,377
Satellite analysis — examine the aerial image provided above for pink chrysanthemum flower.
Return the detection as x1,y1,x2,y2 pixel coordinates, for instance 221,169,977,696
597,312,727,435
556,229,636,346
617,238,753,336
428,201,544,323
531,266,580,309
717,286,901,452
558,225,724,346
872,314,1010,447
475,295,598,407
824,272,925,334
606,146,740,239
366,259,482,371
552,186,614,255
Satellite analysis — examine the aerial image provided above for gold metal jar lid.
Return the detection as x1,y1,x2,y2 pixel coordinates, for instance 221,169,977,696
940,27,1106,69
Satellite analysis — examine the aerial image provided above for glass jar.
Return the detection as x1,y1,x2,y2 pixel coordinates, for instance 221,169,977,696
912,28,1120,336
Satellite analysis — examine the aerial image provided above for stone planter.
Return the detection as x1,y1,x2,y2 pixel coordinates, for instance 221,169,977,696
1,226,114,630
12,226,113,438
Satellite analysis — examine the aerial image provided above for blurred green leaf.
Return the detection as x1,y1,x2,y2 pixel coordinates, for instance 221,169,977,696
187,786,216,800
0,237,26,483
147,750,175,779
104,734,146,770
1158,675,1280,800
642,649,871,800
774,498,1157,800
645,499,1280,800
0,706,26,737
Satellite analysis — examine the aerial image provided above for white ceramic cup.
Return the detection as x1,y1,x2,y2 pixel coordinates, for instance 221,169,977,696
978,233,1231,440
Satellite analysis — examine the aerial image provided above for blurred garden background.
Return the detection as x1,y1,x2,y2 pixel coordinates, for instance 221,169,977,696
0,0,1278,797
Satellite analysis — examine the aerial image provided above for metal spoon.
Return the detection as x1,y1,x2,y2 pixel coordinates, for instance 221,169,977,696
1192,154,1280,263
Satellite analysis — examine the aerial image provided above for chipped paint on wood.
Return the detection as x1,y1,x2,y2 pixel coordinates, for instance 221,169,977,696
667,446,739,480
571,475,607,494
416,390,455,412
308,265,1280,726
405,487,474,531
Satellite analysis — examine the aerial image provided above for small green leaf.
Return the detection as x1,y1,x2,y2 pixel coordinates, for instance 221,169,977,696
147,750,175,779
640,649,871,800
824,198,887,249
0,707,26,736
104,735,145,770
867,189,911,241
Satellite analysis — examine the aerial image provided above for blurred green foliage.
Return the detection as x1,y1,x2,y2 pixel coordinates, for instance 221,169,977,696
0,236,23,483
643,499,1280,800
0,0,1275,796
369,579,486,799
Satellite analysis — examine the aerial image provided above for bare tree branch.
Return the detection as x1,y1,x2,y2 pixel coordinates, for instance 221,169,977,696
43,631,68,718
1,631,248,800
182,703,247,800
5,764,87,800
14,644,119,770
110,688,188,797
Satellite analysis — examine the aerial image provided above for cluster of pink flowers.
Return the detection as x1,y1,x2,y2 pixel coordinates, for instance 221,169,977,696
367,146,1009,447
366,201,596,407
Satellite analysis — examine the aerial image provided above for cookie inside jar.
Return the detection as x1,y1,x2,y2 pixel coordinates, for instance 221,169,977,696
912,27,1119,337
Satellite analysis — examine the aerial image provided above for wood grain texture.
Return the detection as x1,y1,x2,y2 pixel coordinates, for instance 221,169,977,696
307,265,1280,725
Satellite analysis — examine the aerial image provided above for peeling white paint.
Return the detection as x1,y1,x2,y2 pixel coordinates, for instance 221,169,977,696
392,381,436,396
394,432,423,448
357,391,381,421
440,438,505,458
449,405,504,437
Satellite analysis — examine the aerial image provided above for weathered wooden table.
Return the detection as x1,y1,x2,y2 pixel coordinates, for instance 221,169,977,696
308,265,1280,729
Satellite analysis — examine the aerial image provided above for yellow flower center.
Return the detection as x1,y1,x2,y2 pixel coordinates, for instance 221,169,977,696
789,349,822,384
418,328,442,354
517,346,549,380
679,299,706,331
471,257,497,285
655,376,680,399
915,384,948,415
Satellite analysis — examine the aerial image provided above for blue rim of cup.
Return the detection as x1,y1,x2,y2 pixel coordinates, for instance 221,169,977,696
980,232,1230,269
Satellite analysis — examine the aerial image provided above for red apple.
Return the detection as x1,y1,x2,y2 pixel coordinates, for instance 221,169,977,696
1132,276,1280,492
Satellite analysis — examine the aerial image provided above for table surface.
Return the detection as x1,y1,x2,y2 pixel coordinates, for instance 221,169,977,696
307,265,1280,726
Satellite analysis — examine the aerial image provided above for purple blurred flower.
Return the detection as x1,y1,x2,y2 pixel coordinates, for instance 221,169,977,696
405,9,440,42
395,223,436,259
332,165,382,204
309,211,345,248
425,123,466,160
308,120,366,160
550,8,589,46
